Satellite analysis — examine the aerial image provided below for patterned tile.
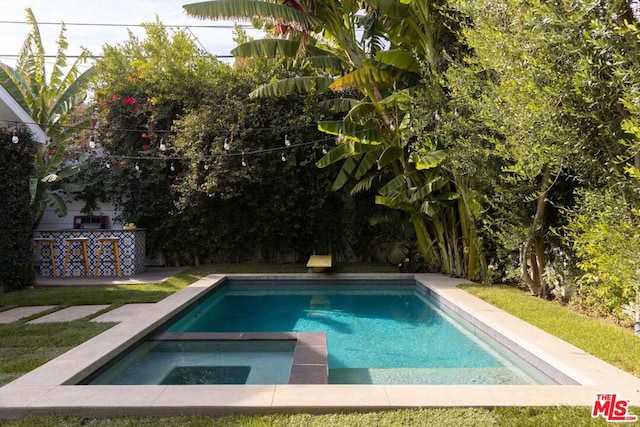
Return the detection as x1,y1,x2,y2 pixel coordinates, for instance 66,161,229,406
37,230,146,278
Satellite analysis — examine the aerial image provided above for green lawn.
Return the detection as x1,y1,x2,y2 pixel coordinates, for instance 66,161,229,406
0,264,638,426
461,284,640,377
0,407,622,426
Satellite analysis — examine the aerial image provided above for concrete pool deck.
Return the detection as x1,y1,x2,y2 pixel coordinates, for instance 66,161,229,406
1,273,640,419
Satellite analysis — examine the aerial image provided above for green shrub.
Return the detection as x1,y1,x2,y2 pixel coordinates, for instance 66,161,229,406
565,190,640,321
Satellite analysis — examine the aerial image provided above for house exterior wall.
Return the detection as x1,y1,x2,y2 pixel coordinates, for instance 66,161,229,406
35,198,122,231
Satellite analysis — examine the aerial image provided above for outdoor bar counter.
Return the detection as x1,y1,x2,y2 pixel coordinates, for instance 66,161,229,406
36,229,146,277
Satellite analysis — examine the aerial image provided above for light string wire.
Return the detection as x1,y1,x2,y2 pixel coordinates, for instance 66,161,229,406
106,135,337,161
0,118,319,135
3,117,373,161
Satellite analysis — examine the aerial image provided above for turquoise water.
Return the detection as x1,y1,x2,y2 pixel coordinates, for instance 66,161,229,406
160,282,554,385
84,340,295,385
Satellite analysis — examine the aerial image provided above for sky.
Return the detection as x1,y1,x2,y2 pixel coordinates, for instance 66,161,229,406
0,0,263,69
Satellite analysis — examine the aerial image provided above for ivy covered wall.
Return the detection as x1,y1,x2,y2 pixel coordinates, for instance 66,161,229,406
0,127,36,292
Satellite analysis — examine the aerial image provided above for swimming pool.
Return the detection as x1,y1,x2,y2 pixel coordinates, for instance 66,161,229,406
5,273,640,417
82,278,554,385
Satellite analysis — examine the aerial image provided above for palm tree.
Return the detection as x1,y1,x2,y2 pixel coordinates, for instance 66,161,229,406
0,8,95,228
184,0,482,277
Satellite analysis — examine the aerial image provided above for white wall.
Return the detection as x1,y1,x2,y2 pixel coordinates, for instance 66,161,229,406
36,198,122,231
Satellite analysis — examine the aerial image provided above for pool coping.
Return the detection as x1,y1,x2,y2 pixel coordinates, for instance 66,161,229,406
1,273,640,419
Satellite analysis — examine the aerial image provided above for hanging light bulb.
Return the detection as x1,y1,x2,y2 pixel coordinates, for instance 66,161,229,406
338,128,343,139
11,129,19,144
241,152,246,167
389,120,396,131
135,162,140,172
170,162,175,172
362,135,368,144
89,135,96,149
284,134,291,147
105,161,111,169
322,146,328,155
159,138,166,151
204,163,209,171
223,136,230,150
281,152,287,162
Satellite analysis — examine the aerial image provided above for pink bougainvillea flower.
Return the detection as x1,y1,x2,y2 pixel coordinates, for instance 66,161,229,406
142,145,150,151
111,94,119,101
141,132,148,138
123,96,136,105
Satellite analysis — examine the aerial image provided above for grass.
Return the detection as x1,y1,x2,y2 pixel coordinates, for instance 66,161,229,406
0,264,638,426
461,284,640,377
0,407,621,426
0,321,114,386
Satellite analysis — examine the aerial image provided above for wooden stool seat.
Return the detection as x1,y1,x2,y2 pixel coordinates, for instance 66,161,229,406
33,237,57,278
62,237,90,277
94,237,122,277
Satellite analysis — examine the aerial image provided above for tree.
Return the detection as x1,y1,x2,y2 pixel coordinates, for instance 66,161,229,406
447,0,640,300
91,21,374,263
0,8,94,227
183,0,482,276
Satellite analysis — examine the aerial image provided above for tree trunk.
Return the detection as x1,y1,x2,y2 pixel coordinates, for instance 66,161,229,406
520,166,553,296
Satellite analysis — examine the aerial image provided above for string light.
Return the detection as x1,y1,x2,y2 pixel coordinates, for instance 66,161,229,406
0,118,318,137
362,135,367,144
89,135,96,149
223,136,230,150
322,146,328,154
11,129,19,144
135,162,140,172
241,151,246,167
170,162,175,172
284,134,291,147
204,163,209,170
159,138,166,151
281,152,287,162
105,161,111,168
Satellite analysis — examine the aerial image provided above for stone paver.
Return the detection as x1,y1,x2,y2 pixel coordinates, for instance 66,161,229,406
28,305,110,324
91,304,156,323
0,306,56,324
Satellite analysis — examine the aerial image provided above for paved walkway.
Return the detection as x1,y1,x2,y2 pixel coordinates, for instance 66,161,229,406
0,306,56,324
0,304,154,325
28,305,110,324
91,304,156,323
35,267,187,287
0,267,185,325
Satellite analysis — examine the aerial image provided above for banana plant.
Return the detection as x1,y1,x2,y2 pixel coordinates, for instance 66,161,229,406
30,141,87,228
0,8,95,228
184,0,483,277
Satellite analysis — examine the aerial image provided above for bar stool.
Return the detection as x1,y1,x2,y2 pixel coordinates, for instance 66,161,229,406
94,237,122,277
33,237,57,278
62,237,90,277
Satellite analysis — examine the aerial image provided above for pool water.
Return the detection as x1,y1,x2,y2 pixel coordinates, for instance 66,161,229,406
85,340,295,385
154,281,554,385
